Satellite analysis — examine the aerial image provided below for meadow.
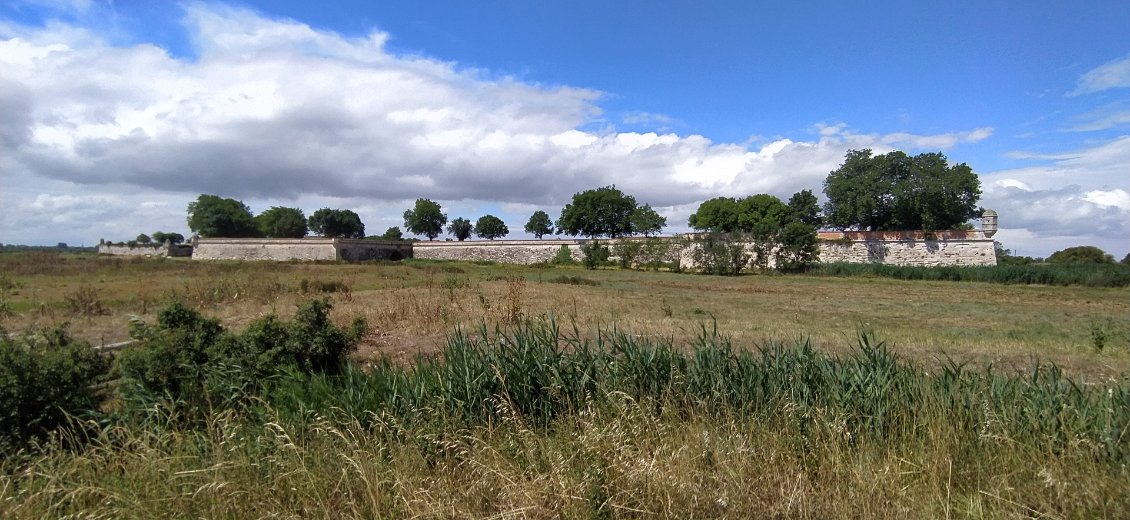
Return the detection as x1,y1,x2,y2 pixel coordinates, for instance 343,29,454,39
1,252,1128,518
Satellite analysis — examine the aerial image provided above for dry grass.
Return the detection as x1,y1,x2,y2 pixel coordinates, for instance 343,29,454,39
1,252,1128,377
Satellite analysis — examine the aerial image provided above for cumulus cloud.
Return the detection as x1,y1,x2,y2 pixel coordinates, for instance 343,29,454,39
981,137,1130,255
2,2,1124,258
0,4,990,235
1070,53,1130,95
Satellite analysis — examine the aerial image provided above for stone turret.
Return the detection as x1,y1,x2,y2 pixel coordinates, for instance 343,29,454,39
981,209,998,238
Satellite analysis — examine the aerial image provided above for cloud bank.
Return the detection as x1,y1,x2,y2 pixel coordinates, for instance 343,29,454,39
1,3,1126,257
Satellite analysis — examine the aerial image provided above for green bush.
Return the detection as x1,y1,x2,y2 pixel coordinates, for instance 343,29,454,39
117,299,366,418
0,328,107,454
691,234,748,276
581,240,610,270
552,244,576,265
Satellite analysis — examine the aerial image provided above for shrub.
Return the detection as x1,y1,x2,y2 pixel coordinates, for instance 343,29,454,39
691,234,748,276
552,244,576,265
117,299,366,419
611,240,642,269
581,240,610,270
0,328,107,454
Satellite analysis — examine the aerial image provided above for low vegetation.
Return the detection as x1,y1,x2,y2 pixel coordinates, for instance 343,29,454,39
1,251,1128,516
810,261,1130,287
1,314,1127,517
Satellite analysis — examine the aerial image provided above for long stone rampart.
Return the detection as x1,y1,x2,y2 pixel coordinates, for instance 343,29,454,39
103,232,995,267
191,238,411,261
816,231,996,267
97,243,192,258
413,239,585,264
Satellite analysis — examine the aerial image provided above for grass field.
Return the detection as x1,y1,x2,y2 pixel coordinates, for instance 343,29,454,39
2,252,1129,518
2,252,1127,378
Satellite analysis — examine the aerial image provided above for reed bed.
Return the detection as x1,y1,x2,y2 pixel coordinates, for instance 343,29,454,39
3,318,1127,518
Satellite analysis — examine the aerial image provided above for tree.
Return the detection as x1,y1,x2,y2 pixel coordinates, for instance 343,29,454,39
136,233,152,244
557,185,637,238
448,217,473,241
822,149,981,231
308,208,365,239
1047,246,1115,264
787,189,823,228
631,204,667,237
151,231,185,245
775,222,820,272
255,207,308,238
474,215,509,240
524,210,554,239
688,197,740,233
1122,253,1130,266
403,199,447,240
380,227,403,240
187,194,260,238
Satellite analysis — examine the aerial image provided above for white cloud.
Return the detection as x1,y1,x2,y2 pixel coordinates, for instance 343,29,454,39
3,3,1123,259
981,138,1130,256
1070,53,1130,95
1069,102,1130,131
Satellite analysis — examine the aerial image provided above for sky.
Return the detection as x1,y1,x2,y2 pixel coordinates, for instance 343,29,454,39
1,0,1128,258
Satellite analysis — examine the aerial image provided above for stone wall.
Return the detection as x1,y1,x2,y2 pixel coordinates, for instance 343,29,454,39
107,232,995,267
190,238,411,261
97,243,192,258
336,239,413,261
413,240,584,264
816,231,996,267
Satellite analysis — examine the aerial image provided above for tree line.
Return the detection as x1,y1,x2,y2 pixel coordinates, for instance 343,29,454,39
120,148,1125,270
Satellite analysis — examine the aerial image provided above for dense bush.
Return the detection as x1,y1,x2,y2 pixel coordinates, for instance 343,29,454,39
690,234,749,276
581,240,610,269
0,328,107,454
117,299,365,418
808,262,1130,287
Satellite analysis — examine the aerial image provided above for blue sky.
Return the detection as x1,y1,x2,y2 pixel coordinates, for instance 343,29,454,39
1,0,1128,257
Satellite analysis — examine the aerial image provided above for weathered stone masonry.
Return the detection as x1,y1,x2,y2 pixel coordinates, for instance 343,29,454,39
189,238,411,262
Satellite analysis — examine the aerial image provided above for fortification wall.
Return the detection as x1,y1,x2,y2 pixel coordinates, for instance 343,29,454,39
146,232,995,267
192,238,338,261
97,244,192,258
412,240,585,264
336,239,413,261
191,238,411,261
816,231,997,267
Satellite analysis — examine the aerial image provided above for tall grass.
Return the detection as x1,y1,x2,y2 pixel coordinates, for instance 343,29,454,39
3,317,1128,517
810,261,1130,287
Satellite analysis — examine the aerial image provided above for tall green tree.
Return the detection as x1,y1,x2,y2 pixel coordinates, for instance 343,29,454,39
474,215,509,240
556,186,638,238
524,210,554,239
787,189,823,228
187,194,260,238
380,227,403,240
822,149,981,231
151,231,185,245
448,217,473,241
255,207,308,238
630,204,667,237
403,199,447,240
308,208,365,239
688,197,741,233
775,222,820,272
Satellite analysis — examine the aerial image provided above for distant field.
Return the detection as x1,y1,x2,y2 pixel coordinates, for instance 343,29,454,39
2,251,1127,378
